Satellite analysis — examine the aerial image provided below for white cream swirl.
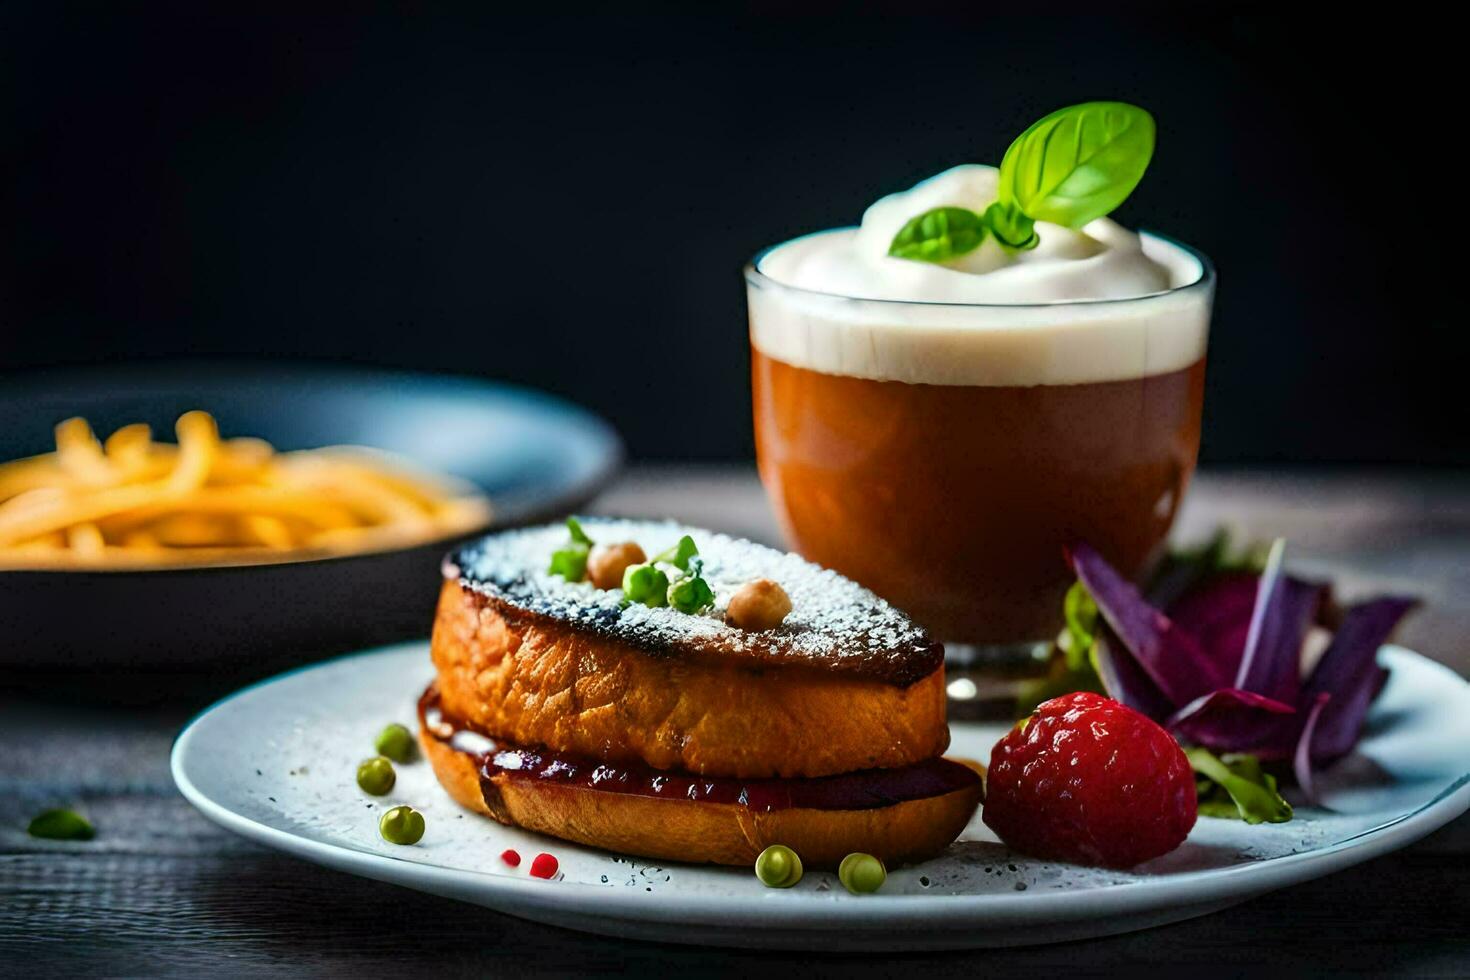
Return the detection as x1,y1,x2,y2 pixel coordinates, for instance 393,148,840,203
761,164,1177,304
746,165,1213,387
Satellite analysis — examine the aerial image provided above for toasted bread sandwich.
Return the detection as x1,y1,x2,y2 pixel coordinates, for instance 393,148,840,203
420,518,981,868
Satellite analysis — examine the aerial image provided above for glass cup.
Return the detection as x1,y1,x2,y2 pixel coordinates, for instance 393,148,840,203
746,231,1214,657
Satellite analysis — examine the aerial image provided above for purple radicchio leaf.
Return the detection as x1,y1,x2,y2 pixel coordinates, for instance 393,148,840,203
1067,542,1228,704
1298,597,1417,763
1092,632,1175,720
1069,539,1413,786
1293,692,1331,803
1166,687,1298,757
1166,571,1258,680
1167,567,1330,698
1233,540,1326,705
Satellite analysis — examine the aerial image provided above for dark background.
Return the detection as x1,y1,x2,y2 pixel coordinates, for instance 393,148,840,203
1,5,1460,465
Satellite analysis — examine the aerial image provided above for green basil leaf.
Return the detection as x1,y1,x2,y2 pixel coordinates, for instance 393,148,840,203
998,101,1155,229
1188,748,1294,824
982,201,1039,251
887,206,989,263
28,808,96,841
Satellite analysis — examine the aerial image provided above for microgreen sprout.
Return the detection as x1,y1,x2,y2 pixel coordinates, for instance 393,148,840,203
667,556,716,613
652,534,698,572
549,517,594,581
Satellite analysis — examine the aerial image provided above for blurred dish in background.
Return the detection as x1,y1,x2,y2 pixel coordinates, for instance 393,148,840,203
0,363,621,682
0,411,492,569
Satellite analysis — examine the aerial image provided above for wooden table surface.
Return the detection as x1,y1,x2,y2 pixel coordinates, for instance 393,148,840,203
3,466,1468,978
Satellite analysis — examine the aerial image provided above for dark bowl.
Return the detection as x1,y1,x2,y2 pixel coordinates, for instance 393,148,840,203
0,362,621,688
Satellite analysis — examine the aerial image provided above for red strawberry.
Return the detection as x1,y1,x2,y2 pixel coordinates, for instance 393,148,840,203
984,691,1197,868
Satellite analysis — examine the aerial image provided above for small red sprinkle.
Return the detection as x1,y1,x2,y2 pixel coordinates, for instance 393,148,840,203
529,852,559,879
499,849,521,868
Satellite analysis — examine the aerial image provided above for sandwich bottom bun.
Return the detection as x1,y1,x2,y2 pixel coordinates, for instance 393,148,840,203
420,725,983,869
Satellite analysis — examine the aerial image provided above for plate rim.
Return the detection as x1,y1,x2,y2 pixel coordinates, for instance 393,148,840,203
171,642,1470,934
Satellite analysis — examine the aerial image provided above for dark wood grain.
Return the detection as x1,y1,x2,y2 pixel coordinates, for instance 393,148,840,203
3,466,1468,978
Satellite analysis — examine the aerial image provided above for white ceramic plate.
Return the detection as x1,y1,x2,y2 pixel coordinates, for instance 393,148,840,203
172,643,1470,951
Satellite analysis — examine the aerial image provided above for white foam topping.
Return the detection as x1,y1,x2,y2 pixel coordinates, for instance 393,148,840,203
749,165,1212,386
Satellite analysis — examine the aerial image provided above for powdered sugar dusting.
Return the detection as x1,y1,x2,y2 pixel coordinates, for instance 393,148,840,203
447,518,942,686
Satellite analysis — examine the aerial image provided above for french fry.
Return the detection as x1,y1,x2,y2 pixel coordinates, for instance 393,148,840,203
240,514,295,549
95,487,362,532
164,410,219,495
0,410,491,569
104,423,152,464
65,522,106,557
208,438,276,483
0,455,65,500
54,417,110,482
0,483,163,544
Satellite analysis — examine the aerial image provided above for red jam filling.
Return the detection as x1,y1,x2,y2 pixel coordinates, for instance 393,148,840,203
420,684,979,814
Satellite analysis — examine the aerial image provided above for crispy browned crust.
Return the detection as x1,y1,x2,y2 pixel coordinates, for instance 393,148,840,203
430,580,950,779
446,520,945,686
419,725,982,869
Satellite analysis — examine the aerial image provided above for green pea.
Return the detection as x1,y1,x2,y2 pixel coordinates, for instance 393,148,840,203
27,808,95,841
754,843,803,888
838,852,886,894
374,723,416,763
378,805,425,845
356,756,396,795
621,563,669,607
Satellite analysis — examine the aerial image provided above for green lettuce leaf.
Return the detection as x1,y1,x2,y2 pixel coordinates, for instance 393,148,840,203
1188,747,1294,824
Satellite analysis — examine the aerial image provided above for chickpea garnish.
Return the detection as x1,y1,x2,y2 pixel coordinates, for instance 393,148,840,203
726,578,792,631
587,541,647,590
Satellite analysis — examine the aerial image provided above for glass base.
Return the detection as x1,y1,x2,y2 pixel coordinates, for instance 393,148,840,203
944,640,1052,670
942,641,1052,722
